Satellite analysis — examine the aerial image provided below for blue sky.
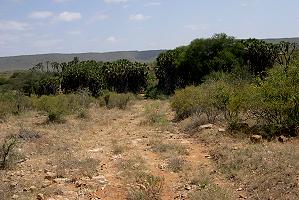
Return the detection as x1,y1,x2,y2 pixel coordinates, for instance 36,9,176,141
0,0,299,56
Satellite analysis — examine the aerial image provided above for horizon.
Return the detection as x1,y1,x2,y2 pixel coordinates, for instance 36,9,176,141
1,0,299,57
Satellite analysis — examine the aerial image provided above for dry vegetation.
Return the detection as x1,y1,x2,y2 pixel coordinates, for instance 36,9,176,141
0,97,298,200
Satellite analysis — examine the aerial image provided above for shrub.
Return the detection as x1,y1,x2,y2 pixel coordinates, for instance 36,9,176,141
144,102,169,126
33,92,94,122
0,92,32,119
247,64,299,137
104,92,133,109
170,86,202,120
128,172,164,200
0,135,18,169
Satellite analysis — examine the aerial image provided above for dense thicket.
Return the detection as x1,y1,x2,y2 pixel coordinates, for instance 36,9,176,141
1,58,149,97
155,34,297,94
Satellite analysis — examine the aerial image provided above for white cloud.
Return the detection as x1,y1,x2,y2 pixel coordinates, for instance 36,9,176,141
144,2,161,7
106,36,117,43
104,0,128,3
0,20,28,31
29,11,53,19
129,14,151,21
57,12,82,22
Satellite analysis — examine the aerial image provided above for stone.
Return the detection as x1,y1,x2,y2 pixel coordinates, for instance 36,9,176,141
92,175,107,185
42,180,52,188
199,124,213,130
12,194,19,199
30,186,37,192
53,178,69,184
218,128,226,132
185,185,192,190
36,193,44,200
278,135,288,143
44,172,57,180
250,135,263,143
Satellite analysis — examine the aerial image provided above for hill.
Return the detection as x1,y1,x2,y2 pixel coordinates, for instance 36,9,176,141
0,50,165,71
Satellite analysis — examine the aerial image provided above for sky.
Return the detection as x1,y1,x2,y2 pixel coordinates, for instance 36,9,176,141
0,0,299,57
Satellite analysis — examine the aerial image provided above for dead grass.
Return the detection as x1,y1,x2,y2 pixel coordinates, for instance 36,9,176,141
189,183,233,200
143,102,169,126
167,157,187,173
55,153,100,178
211,142,299,199
127,171,164,200
150,139,189,156
111,139,126,155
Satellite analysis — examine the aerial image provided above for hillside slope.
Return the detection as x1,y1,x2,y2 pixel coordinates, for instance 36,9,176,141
0,50,165,71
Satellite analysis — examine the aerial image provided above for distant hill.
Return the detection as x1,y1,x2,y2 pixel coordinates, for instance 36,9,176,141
0,50,165,71
1,37,299,72
263,37,299,45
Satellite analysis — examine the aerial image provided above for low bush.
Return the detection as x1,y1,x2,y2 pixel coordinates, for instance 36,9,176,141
104,92,133,109
0,92,32,119
33,91,95,122
0,135,18,169
144,102,169,126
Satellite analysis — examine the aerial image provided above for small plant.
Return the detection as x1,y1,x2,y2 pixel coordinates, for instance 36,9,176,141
128,172,164,200
47,110,65,123
76,108,89,119
111,140,125,155
190,184,233,200
167,157,186,173
0,135,17,169
144,102,169,126
150,140,189,156
104,92,132,110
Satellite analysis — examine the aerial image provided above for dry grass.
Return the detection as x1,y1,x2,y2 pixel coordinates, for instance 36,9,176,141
189,183,233,200
211,143,299,199
149,139,189,156
127,171,164,200
167,157,187,173
55,152,100,179
143,101,169,126
111,139,126,155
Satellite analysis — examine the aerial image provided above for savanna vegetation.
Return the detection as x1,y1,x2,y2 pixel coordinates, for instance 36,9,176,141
0,33,299,200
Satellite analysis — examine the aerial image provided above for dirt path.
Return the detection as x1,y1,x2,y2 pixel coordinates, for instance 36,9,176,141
0,100,214,200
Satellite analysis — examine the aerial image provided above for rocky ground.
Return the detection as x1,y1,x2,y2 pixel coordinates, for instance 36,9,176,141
0,100,298,200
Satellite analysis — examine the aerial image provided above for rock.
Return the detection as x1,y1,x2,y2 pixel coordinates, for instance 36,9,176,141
218,128,226,132
29,186,37,192
92,175,107,185
199,124,213,129
236,187,243,191
42,180,52,188
75,180,86,188
278,135,288,143
12,194,19,199
250,135,263,143
185,185,192,190
36,193,44,200
53,178,69,184
44,172,57,180
158,164,167,171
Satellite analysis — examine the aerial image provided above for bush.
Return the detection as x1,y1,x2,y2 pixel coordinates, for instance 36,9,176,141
247,64,299,137
33,92,95,122
0,135,18,169
104,92,133,109
0,92,32,119
170,86,202,120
